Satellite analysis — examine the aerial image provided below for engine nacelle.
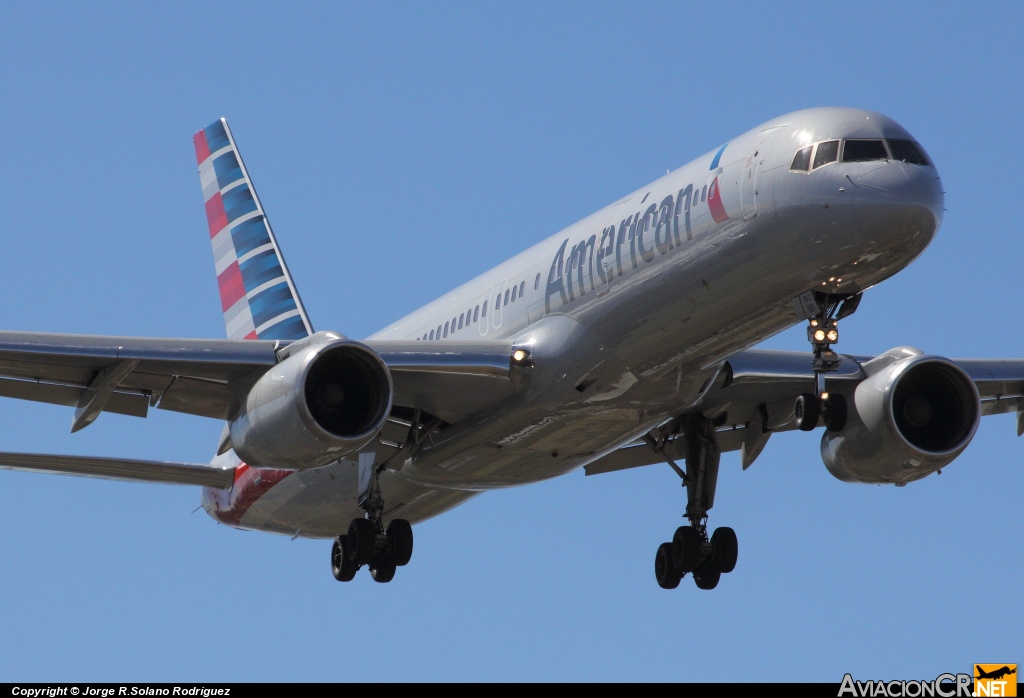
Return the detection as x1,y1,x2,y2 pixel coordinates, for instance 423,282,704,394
821,351,980,484
229,338,393,470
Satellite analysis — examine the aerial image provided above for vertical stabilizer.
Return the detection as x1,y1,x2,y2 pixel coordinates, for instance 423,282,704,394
194,119,314,341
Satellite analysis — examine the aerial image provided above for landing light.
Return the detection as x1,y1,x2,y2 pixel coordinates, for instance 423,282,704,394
512,349,531,363
820,392,829,401
826,329,839,342
813,329,827,342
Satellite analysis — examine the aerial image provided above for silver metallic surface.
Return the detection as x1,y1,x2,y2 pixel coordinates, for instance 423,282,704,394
229,339,394,470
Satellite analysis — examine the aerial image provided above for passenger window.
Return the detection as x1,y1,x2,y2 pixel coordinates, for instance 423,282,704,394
791,146,812,171
482,301,488,317
495,295,501,310
504,289,510,305
443,322,449,338
458,313,464,329
474,305,479,322
887,139,930,166
437,325,442,339
520,281,526,297
511,285,517,302
842,139,888,162
451,317,456,332
534,273,541,290
701,185,707,203
812,140,839,169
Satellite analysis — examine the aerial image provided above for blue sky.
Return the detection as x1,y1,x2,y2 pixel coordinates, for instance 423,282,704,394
0,1,1021,682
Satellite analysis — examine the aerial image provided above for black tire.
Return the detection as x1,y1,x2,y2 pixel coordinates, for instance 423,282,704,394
671,525,701,573
370,560,396,583
825,394,848,432
655,542,682,589
711,527,738,574
347,518,376,566
795,393,821,431
331,536,358,582
386,519,414,567
693,565,721,590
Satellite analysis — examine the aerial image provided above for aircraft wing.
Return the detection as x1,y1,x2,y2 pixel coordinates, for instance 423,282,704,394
0,330,517,430
585,349,1024,476
0,452,235,487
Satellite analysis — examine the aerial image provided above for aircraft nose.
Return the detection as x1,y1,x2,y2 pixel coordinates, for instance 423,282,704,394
850,161,944,234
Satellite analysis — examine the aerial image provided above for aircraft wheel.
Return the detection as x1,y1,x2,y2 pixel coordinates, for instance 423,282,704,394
386,519,414,567
655,542,682,589
711,527,738,574
331,536,358,582
825,394,848,432
671,525,701,573
693,565,721,590
795,393,821,432
370,560,397,584
347,518,376,566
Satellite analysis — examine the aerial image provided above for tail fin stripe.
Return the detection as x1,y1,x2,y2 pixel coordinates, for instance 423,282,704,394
217,263,247,312
193,130,211,165
236,242,275,266
212,152,243,190
224,301,256,339
204,193,228,238
257,315,307,340
250,286,297,325
211,229,237,275
221,186,257,223
194,118,313,341
230,217,271,256
202,120,230,153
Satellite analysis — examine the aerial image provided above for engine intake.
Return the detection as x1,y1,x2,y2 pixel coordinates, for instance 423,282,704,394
229,338,393,470
821,352,979,484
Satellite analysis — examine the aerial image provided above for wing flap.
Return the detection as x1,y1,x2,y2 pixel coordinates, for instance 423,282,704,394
0,452,234,488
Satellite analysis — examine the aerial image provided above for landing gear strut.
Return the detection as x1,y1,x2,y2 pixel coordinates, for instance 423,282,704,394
795,292,861,433
330,412,441,585
647,414,738,590
331,460,414,585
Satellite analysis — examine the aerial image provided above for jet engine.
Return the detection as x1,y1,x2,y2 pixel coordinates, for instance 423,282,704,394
820,350,980,484
229,338,393,470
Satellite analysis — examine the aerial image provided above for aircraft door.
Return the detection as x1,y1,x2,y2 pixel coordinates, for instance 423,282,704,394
491,279,507,331
479,285,493,336
741,130,779,220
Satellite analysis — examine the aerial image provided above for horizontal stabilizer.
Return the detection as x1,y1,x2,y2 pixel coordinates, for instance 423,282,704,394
0,451,234,488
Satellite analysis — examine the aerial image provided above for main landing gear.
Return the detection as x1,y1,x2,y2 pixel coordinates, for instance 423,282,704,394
793,292,862,434
647,414,738,591
330,462,413,585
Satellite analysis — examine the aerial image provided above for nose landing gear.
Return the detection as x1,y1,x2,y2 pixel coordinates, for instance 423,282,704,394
795,292,861,433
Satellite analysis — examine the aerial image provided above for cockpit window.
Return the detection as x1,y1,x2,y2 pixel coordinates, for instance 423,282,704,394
812,140,839,169
887,139,930,166
842,139,888,162
791,146,812,172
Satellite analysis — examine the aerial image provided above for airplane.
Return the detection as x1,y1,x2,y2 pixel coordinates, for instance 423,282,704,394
975,667,1016,681
2,106,1021,590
